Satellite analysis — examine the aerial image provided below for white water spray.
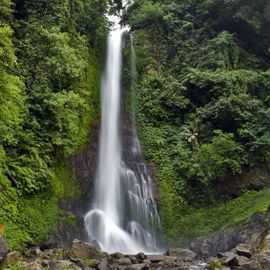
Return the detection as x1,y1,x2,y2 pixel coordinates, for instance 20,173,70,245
84,8,161,254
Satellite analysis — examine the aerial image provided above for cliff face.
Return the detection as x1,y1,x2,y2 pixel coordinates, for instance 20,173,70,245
122,0,270,245
58,90,161,248
56,120,100,248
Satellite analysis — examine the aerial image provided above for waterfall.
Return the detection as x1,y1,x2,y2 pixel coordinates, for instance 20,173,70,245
84,15,161,255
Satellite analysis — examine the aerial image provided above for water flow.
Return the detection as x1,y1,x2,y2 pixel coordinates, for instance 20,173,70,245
84,25,161,254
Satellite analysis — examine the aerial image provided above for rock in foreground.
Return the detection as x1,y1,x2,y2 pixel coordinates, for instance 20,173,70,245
68,239,101,259
0,236,8,262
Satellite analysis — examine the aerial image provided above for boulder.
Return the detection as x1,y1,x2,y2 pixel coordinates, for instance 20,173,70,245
167,248,196,261
30,246,42,256
97,258,112,270
217,252,238,267
130,256,138,263
256,250,270,270
127,263,147,270
56,260,75,269
68,239,99,259
118,257,132,265
236,243,252,258
0,236,8,262
143,259,151,265
237,255,251,266
110,252,124,259
147,255,171,263
163,256,177,267
238,261,258,270
135,252,146,260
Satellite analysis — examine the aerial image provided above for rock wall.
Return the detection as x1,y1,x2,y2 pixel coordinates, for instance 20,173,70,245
57,120,101,248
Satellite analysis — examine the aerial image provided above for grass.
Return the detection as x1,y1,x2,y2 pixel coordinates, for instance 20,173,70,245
164,187,270,244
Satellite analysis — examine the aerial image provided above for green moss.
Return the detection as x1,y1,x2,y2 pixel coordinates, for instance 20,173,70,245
85,259,96,268
75,48,101,151
4,263,27,270
163,187,270,244
3,152,81,249
0,0,105,251
63,214,77,228
1,49,101,249
208,259,222,270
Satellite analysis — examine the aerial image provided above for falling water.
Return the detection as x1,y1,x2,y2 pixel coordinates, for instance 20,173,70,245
84,13,161,254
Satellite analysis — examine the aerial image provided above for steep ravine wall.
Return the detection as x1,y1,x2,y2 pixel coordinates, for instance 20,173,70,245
58,93,161,249
56,120,100,248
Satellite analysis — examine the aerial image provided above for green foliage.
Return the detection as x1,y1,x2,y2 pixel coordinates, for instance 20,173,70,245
0,0,105,248
208,259,222,270
167,187,270,244
4,262,26,270
1,161,79,249
126,0,270,244
124,1,163,29
186,130,247,185
85,259,95,268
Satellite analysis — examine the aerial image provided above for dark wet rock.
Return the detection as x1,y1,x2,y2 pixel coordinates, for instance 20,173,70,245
0,236,8,262
68,239,99,259
118,257,132,265
217,252,238,267
56,121,100,248
73,258,93,270
40,233,59,250
30,246,42,256
130,256,138,263
111,252,124,259
136,252,146,260
167,248,196,262
126,263,148,270
236,243,252,258
224,256,238,267
147,255,170,263
217,251,236,259
188,213,265,257
214,165,270,197
236,255,251,266
97,258,112,270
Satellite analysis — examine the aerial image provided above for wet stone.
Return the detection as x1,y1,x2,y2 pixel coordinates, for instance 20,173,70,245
147,255,170,262
111,252,124,259
167,248,196,262
130,256,138,263
69,239,99,260
97,258,112,270
0,236,8,262
136,252,146,260
118,257,132,265
127,263,148,270
236,244,252,258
